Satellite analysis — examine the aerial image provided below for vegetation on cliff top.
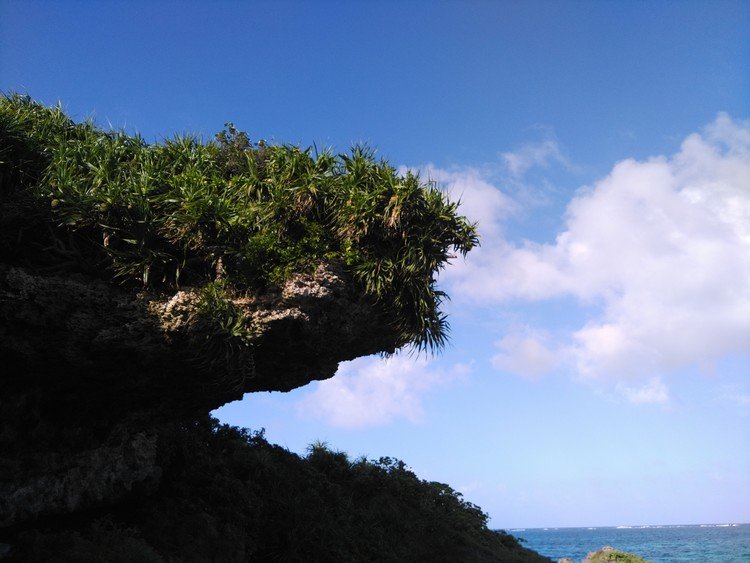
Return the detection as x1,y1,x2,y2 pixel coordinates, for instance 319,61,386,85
0,96,548,561
0,94,477,351
8,418,551,562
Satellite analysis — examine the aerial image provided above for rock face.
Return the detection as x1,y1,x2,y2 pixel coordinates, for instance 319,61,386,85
1,96,508,558
0,261,399,528
583,546,649,562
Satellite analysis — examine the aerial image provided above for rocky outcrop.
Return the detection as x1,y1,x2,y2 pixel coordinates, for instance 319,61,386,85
0,433,159,528
2,96,511,559
0,261,399,528
557,546,650,563
583,546,649,562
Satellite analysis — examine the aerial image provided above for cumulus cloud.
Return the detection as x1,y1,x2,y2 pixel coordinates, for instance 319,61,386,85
618,377,671,405
718,384,750,408
402,165,516,239
308,115,748,417
491,331,558,379
443,114,750,387
501,138,570,177
297,355,469,428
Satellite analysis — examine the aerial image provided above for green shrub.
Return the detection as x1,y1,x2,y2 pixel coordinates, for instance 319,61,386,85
8,418,551,562
0,94,478,352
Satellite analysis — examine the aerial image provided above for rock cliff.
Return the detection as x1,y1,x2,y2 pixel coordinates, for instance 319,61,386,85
0,95,550,561
0,261,398,528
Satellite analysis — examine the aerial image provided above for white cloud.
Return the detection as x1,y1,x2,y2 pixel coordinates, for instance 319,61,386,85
492,331,558,379
342,116,747,409
618,378,670,405
731,395,750,407
501,138,570,177
405,165,516,240
297,354,468,428
442,114,750,390
718,384,750,408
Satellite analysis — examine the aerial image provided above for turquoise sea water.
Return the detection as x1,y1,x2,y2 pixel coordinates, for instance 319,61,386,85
508,523,750,562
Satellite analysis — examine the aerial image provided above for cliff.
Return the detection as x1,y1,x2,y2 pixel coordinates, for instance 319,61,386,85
0,95,549,561
0,261,398,528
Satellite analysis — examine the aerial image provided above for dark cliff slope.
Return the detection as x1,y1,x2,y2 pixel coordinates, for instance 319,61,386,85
5,419,550,562
0,95,550,561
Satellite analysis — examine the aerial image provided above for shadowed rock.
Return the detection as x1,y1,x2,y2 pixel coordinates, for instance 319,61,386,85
0,97,550,562
0,262,399,527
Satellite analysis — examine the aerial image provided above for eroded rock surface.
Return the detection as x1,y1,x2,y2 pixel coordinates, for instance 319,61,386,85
0,262,399,528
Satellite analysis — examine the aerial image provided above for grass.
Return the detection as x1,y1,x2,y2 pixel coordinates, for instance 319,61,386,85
0,94,478,353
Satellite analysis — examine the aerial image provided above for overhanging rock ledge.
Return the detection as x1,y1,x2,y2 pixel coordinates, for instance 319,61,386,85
0,261,400,527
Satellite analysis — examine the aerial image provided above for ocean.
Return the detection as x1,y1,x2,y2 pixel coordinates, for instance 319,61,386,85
507,523,750,562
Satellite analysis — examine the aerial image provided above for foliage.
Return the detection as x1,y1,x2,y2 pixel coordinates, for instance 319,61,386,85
8,418,551,562
0,94,477,352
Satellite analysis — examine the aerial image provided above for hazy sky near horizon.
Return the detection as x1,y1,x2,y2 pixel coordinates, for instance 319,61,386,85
2,0,749,528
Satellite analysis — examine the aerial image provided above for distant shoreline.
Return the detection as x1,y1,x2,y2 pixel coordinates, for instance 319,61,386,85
508,524,750,563
504,522,748,532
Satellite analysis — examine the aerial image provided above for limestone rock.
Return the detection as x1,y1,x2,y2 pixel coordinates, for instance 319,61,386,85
0,261,399,527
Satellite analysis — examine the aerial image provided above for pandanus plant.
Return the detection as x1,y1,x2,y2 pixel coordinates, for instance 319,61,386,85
0,94,478,352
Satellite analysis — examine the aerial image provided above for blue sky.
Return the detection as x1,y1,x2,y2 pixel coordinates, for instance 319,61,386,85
2,1,748,529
